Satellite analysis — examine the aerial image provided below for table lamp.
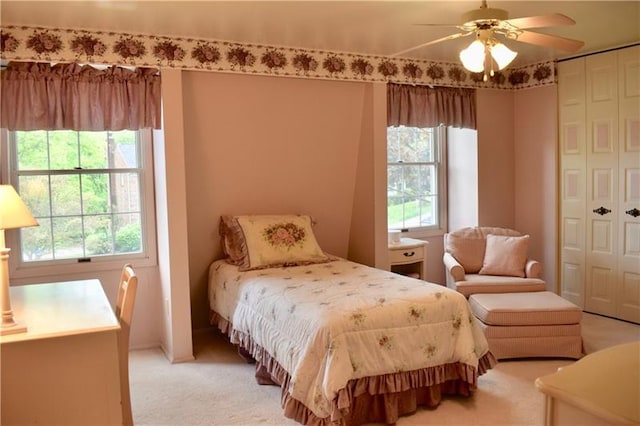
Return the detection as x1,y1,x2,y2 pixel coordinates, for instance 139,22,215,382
0,185,38,335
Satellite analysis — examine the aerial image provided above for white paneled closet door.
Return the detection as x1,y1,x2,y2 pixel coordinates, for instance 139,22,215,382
585,50,619,316
559,58,587,308
559,44,640,324
617,46,640,323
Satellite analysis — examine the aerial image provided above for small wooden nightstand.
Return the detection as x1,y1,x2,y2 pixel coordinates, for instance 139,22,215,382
388,237,428,280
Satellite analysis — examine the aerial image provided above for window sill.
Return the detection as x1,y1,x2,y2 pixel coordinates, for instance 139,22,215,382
10,253,157,281
397,228,445,239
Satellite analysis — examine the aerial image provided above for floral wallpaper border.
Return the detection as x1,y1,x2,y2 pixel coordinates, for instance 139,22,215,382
0,25,556,90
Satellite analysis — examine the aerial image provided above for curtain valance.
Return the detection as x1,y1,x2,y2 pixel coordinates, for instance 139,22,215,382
1,61,161,131
387,83,476,130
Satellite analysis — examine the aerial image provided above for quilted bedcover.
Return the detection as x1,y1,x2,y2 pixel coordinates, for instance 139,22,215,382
208,258,493,421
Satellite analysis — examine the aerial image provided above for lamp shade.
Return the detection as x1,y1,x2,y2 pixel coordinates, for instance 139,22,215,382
0,185,38,230
459,40,486,73
490,43,518,70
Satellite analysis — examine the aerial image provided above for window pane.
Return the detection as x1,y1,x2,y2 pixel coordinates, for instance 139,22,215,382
51,175,81,216
387,164,403,196
399,196,421,228
114,213,142,254
113,131,139,168
19,176,51,217
388,126,434,163
52,216,84,259
82,173,111,214
16,131,49,170
402,165,423,197
85,215,114,256
388,164,432,198
21,218,52,262
387,195,406,229
387,127,400,163
49,130,79,170
113,173,141,213
388,196,438,229
418,164,437,196
418,196,437,227
426,195,438,226
79,131,109,169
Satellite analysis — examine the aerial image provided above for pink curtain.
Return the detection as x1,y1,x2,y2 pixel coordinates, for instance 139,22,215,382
387,83,476,129
1,62,161,131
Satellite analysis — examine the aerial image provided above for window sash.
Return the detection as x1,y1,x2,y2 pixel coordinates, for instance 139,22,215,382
5,129,156,270
387,125,447,235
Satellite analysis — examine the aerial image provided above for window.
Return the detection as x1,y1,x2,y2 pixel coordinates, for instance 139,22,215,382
6,129,156,268
387,125,447,235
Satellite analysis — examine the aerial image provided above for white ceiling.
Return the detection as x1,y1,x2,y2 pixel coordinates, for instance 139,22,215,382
2,1,639,67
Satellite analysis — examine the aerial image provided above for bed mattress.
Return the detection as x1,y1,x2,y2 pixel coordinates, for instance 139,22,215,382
208,258,494,422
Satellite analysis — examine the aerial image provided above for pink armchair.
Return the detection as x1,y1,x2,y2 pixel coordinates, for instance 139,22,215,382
443,226,546,297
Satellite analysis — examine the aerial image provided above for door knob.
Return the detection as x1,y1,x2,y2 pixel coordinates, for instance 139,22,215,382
626,208,640,218
593,207,611,215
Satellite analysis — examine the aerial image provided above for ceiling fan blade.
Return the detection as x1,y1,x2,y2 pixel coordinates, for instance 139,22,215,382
391,32,473,57
414,23,463,29
505,13,576,30
516,30,584,52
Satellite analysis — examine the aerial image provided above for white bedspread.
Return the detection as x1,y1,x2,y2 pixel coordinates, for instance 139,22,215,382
208,258,490,418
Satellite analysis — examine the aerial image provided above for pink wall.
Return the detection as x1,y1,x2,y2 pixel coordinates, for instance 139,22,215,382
179,76,559,329
474,86,558,289
348,83,376,266
476,89,516,228
447,127,479,230
180,71,378,329
514,85,558,290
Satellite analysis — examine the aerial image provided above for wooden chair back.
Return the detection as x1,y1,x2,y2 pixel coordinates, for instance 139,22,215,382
116,264,138,425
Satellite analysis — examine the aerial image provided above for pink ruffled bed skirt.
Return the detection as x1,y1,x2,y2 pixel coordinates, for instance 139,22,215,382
210,310,497,426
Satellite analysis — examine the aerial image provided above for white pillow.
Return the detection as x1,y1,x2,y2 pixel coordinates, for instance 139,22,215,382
479,234,529,278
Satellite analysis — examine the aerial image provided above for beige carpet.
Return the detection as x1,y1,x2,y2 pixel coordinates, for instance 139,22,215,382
130,313,640,425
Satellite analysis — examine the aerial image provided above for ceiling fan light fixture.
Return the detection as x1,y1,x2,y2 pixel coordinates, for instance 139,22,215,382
399,1,583,73
490,42,518,70
459,39,486,72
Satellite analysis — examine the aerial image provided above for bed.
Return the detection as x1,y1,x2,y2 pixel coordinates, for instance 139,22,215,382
208,214,496,425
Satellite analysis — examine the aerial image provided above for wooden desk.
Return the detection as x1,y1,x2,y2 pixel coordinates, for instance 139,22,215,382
535,341,640,425
1,280,123,425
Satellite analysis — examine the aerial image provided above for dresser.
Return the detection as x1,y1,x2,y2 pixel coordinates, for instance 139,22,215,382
388,237,428,280
535,341,640,425
0,280,123,425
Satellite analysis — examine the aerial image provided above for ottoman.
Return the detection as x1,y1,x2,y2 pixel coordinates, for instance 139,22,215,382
469,291,583,360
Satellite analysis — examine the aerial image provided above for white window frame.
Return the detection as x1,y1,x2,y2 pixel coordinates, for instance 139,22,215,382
1,129,157,279
387,125,448,239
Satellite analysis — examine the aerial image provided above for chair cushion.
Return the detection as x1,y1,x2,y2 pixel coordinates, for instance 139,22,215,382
469,291,582,326
445,226,522,273
445,234,486,273
454,274,546,297
479,234,529,277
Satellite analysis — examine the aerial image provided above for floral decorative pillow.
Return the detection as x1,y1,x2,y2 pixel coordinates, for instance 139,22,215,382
219,215,246,265
479,234,529,277
220,214,330,271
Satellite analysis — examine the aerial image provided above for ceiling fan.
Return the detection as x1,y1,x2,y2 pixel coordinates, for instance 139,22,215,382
394,0,585,79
